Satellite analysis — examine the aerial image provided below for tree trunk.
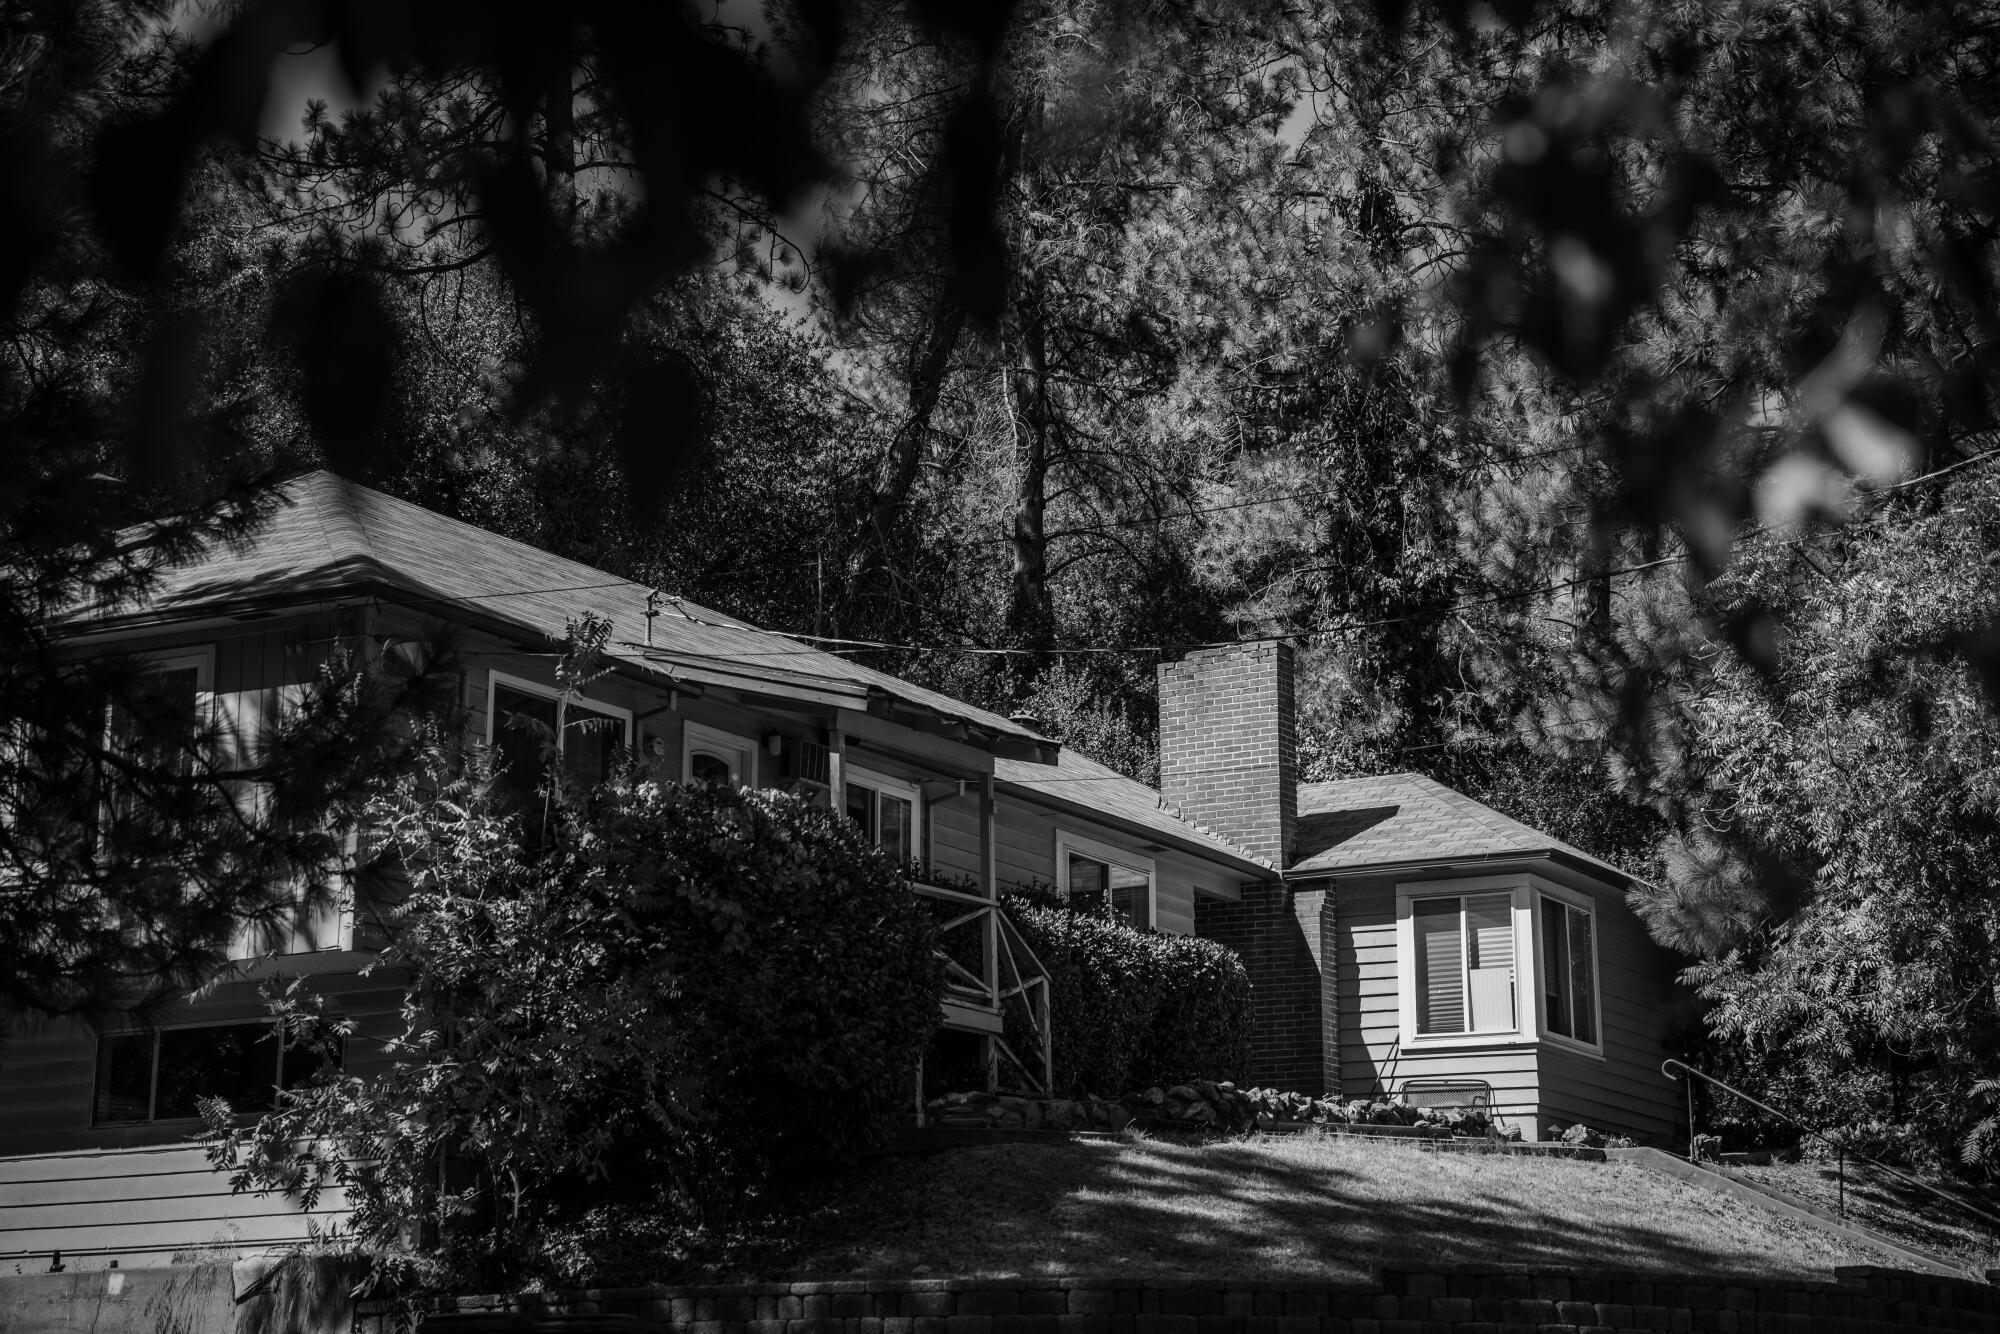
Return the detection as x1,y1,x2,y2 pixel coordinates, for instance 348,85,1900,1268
1006,292,1055,673
843,295,967,616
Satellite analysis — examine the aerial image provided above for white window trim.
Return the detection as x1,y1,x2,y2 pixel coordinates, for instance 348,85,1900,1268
681,720,758,787
1393,873,1608,1059
486,669,635,753
1531,878,1607,1059
1055,830,1158,932
845,763,924,861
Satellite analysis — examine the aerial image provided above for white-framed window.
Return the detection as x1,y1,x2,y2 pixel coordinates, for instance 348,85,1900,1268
486,670,633,805
92,1019,343,1125
682,721,757,788
1056,831,1155,931
105,646,216,801
1536,883,1602,1053
1394,874,1605,1056
844,764,921,864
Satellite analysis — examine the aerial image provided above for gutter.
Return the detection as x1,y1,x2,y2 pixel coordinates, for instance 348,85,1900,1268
1282,847,1638,892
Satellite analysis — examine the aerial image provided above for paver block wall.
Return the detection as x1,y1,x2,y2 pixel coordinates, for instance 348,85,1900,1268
375,1265,2000,1334
1157,643,1295,868
1194,880,1332,1095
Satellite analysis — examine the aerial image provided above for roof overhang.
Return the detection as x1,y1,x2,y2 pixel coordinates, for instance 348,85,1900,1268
995,779,1274,877
1283,846,1639,892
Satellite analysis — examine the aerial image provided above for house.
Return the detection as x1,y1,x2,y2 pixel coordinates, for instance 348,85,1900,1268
1159,643,1686,1143
0,473,1680,1273
0,471,1266,1273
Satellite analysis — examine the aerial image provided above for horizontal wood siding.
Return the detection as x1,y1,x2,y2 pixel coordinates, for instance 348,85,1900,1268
0,1144,346,1269
1334,874,1544,1133
933,798,1216,937
0,972,402,1159
1334,867,1687,1142
1534,882,1684,1144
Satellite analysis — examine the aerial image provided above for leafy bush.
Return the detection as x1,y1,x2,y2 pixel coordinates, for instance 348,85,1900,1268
206,732,942,1295
1001,887,1249,1095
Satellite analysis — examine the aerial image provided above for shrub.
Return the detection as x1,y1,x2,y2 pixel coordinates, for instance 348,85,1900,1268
1001,888,1249,1095
207,737,942,1295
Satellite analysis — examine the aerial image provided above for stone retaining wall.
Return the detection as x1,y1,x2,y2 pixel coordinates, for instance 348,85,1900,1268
364,1264,2000,1333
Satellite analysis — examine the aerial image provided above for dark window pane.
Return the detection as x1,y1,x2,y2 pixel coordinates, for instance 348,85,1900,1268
154,1024,278,1120
1568,906,1597,1044
280,1032,346,1093
1543,902,1571,1037
1108,863,1149,930
1066,854,1108,915
94,1032,153,1123
492,686,557,811
845,781,877,839
880,793,914,864
563,703,623,790
689,750,733,784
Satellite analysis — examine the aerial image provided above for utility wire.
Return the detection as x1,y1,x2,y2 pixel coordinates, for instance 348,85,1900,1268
307,444,2000,663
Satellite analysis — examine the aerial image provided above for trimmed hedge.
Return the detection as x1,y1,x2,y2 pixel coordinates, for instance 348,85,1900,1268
1002,887,1250,1096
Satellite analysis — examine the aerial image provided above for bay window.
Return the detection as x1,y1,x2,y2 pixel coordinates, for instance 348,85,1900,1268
1397,876,1603,1053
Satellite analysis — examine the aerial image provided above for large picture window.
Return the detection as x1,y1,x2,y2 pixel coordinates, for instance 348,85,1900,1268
843,765,920,864
93,1022,341,1125
487,671,632,809
1056,833,1154,931
1541,894,1599,1046
1412,893,1516,1036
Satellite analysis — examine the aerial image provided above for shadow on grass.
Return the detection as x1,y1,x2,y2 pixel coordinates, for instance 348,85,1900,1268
1731,1159,2000,1270
759,1136,1895,1286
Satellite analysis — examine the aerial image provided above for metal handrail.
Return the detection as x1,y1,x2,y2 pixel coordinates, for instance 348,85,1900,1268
1661,1057,2000,1233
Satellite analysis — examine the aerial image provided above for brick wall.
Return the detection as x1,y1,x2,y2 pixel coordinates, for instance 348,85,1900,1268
1157,643,1296,867
1194,879,1333,1094
376,1264,1999,1334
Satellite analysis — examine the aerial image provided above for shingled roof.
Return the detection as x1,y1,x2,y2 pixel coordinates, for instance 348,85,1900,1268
994,746,1274,876
1290,772,1634,885
101,471,1050,758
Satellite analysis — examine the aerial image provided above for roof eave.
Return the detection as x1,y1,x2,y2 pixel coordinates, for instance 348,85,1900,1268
1285,846,1636,889
995,779,1274,877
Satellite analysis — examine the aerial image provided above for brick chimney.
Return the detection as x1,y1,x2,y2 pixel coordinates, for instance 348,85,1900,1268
1157,642,1296,867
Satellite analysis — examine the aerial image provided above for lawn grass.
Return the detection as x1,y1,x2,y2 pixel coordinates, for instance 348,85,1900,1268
1726,1157,2000,1275
733,1133,1901,1287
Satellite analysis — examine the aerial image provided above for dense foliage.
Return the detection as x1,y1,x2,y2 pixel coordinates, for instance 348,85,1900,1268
1002,889,1249,1097
10,0,2000,1187
207,733,942,1292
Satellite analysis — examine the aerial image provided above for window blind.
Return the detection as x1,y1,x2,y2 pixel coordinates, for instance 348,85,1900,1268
1464,894,1515,1031
1414,897,1464,1034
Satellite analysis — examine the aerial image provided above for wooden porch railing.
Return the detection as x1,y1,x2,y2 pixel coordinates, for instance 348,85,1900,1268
910,880,1053,1096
